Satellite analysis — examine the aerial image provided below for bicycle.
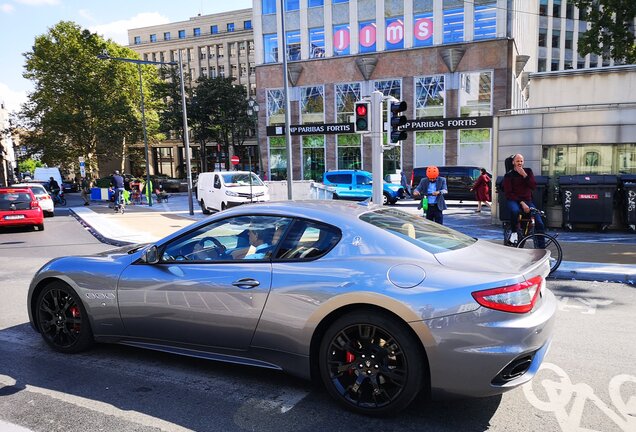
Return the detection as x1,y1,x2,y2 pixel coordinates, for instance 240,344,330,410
503,207,562,274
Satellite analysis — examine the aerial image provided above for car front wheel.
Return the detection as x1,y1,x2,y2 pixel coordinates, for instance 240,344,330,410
35,281,94,354
319,311,424,416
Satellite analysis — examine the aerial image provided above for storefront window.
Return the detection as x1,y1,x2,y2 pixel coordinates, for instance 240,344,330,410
415,75,445,118
335,82,361,123
415,131,444,167
302,136,325,181
266,89,286,126
300,86,324,125
458,129,491,168
269,137,287,181
459,71,492,117
337,134,362,170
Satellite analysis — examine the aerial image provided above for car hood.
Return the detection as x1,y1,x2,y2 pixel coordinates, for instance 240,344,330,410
434,239,550,279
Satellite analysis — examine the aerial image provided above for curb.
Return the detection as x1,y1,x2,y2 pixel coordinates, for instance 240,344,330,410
550,261,636,284
69,208,133,247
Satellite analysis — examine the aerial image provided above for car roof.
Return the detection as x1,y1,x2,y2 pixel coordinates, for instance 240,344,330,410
1,187,33,194
12,183,46,189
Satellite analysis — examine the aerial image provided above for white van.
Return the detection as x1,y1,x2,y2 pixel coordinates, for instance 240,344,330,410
197,171,269,213
33,167,63,189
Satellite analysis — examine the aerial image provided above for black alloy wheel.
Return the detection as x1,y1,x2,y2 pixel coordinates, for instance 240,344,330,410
319,311,424,416
35,281,94,354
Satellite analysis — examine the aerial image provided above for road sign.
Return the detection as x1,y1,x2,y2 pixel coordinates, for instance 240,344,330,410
79,157,86,177
231,155,240,165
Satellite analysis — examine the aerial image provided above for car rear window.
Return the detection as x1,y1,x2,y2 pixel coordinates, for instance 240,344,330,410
360,208,476,254
0,191,33,210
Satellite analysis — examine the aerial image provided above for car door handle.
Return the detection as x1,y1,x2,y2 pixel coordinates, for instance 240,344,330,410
232,278,260,289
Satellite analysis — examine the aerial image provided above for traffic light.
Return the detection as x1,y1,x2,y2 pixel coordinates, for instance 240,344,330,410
354,101,370,133
389,100,408,143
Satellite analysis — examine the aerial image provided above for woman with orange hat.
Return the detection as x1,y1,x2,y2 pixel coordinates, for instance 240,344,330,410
412,165,448,224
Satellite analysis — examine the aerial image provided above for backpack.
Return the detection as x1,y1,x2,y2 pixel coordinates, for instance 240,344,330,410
504,155,515,173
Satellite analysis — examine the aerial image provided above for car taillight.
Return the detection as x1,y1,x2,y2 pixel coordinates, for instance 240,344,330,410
472,275,543,314
30,200,40,209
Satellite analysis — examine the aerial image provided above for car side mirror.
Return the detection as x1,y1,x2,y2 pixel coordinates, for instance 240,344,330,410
143,245,159,264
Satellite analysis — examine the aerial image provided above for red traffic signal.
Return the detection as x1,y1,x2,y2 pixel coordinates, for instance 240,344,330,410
354,101,370,133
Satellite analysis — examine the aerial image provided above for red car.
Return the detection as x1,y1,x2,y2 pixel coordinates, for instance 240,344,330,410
0,187,44,231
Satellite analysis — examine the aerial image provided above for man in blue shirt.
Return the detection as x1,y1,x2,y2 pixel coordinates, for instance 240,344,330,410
111,170,125,208
412,165,448,224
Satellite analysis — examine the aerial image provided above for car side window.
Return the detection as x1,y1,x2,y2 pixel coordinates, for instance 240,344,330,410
159,215,292,263
275,220,341,260
356,175,371,186
213,175,221,189
325,174,351,184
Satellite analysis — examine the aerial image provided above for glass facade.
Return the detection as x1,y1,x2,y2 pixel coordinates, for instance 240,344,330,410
415,75,445,118
542,144,636,177
443,2,464,44
359,21,377,54
269,137,287,181
385,17,404,50
286,30,301,61
413,12,434,47
264,33,278,63
415,131,444,167
302,136,325,180
458,129,491,167
459,71,492,117
333,24,350,56
473,2,496,40
309,27,325,58
262,0,276,15
337,135,362,170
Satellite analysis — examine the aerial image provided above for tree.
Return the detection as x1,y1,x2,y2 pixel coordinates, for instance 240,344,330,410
572,0,636,64
20,21,161,178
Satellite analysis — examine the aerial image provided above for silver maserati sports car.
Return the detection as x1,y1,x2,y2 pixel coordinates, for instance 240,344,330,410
27,200,556,415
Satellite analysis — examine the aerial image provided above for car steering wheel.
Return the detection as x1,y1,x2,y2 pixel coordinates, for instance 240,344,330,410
189,236,227,260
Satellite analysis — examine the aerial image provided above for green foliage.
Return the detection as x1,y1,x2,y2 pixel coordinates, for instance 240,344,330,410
572,0,636,64
20,21,162,176
18,158,43,175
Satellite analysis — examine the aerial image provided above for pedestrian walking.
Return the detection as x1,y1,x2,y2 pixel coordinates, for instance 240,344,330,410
412,165,448,225
400,170,411,197
80,176,91,205
471,168,492,212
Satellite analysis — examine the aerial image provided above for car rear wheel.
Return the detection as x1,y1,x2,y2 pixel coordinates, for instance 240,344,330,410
382,193,390,205
35,281,94,354
319,311,424,416
36,224,44,231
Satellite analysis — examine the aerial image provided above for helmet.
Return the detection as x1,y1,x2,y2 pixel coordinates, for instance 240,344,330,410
426,166,439,180
114,170,120,175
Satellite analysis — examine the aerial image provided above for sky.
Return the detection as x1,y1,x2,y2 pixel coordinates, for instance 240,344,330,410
0,0,253,113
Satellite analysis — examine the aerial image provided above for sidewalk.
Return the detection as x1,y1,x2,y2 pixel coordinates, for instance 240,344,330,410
69,194,636,284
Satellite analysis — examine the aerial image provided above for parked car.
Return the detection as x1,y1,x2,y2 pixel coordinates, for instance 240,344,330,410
150,175,182,193
323,169,403,205
27,201,555,415
0,187,44,231
62,180,79,193
197,171,269,213
411,166,490,201
11,183,55,217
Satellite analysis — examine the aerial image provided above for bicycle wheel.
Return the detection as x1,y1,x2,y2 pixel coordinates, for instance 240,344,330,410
517,233,562,274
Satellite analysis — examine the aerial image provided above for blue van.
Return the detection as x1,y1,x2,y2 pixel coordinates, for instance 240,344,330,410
323,170,404,205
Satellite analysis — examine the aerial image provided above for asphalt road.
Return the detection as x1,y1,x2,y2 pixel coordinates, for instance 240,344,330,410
0,198,634,432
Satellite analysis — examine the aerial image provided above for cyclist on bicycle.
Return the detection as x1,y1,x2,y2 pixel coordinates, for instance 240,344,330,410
111,170,125,211
502,154,545,246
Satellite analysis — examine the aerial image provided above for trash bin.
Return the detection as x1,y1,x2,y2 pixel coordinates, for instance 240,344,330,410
559,175,618,231
497,175,549,222
619,175,636,232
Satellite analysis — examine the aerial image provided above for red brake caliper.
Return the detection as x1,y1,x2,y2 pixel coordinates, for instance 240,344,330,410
69,306,81,333
346,352,355,375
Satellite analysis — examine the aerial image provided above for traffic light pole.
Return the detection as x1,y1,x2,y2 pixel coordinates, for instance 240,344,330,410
371,90,384,206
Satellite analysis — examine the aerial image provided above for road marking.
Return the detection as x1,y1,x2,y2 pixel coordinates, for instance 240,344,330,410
556,296,613,314
523,362,636,431
0,419,33,432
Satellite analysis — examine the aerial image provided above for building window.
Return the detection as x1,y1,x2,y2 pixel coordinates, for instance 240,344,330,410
337,135,362,170
415,75,445,118
459,71,492,117
262,0,276,15
230,43,237,57
459,129,491,168
302,136,325,181
194,28,201,37
309,27,325,58
231,64,238,76
200,47,207,60
542,144,636,177
286,30,301,61
539,0,548,16
359,20,377,54
218,45,224,58
538,58,547,71
553,0,562,18
267,89,286,126
178,30,185,39
134,36,141,45
164,32,171,41
566,2,575,19
227,23,235,32
309,0,324,7
210,66,216,78
443,2,464,44
285,0,300,11
552,29,561,49
263,33,278,63
244,20,252,30
539,29,547,47
335,82,360,123
577,60,586,69
300,86,324,125
150,34,157,42
333,24,350,56
211,25,218,34
474,1,497,41
415,131,444,167
551,60,559,71
565,31,573,49
413,12,434,47
219,65,225,78
385,17,404,50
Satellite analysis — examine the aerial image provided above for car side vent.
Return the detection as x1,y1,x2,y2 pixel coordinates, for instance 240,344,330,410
491,353,535,385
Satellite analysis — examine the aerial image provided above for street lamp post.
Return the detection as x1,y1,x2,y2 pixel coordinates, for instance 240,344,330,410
247,97,262,177
97,50,195,215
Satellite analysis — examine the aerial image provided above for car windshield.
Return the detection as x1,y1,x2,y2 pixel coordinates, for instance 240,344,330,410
360,208,476,254
222,173,264,187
